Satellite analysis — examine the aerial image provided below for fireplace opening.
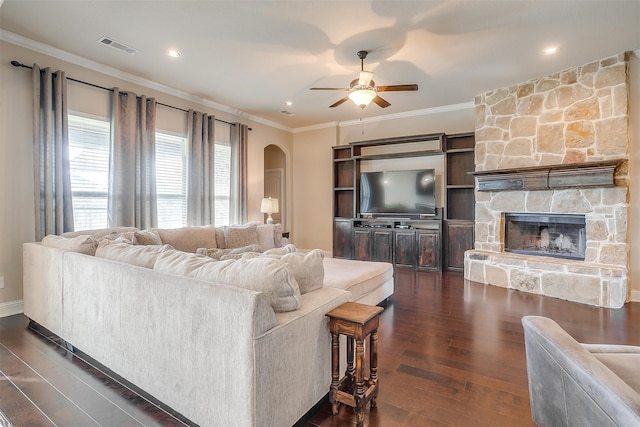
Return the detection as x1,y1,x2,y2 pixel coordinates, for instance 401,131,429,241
504,213,586,261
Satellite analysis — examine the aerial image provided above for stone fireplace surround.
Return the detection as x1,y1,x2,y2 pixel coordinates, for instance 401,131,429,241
464,52,630,308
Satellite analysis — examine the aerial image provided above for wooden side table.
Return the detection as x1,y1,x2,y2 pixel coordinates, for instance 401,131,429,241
326,302,384,426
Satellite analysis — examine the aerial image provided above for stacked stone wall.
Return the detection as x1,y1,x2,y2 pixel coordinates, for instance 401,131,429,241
465,52,630,307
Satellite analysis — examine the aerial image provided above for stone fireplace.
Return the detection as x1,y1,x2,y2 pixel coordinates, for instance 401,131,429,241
464,52,630,308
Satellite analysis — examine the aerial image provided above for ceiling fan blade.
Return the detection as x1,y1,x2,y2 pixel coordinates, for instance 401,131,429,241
310,87,349,91
376,84,419,92
372,96,391,108
329,96,350,108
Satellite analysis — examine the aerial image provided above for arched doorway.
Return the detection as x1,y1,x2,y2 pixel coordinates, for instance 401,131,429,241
264,144,286,228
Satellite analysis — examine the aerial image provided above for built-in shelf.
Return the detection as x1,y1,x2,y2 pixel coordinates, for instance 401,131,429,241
471,159,625,192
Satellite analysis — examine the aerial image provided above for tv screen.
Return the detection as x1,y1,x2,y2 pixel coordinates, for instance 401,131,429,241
360,169,436,217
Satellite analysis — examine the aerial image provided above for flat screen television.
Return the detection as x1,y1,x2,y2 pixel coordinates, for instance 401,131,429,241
360,169,436,217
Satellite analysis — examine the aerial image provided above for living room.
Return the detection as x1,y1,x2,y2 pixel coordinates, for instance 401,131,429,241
1,1,640,426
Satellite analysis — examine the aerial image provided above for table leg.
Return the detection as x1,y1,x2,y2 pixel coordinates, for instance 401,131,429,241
330,331,340,415
354,338,365,426
370,329,379,407
346,336,354,392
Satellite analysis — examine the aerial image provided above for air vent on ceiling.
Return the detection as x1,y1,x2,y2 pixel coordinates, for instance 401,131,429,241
280,110,295,116
97,37,139,55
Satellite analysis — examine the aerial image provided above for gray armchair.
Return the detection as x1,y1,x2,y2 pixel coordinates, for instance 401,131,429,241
522,316,640,426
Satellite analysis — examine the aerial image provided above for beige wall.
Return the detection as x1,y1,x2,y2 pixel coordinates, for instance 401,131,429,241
0,40,292,308
291,107,475,252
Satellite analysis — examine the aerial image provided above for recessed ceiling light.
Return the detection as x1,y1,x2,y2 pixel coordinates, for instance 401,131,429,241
285,101,293,106
543,46,559,55
166,49,182,58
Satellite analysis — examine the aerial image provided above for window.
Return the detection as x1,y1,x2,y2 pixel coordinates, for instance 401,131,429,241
214,142,231,226
68,113,233,229
68,114,110,230
155,132,187,228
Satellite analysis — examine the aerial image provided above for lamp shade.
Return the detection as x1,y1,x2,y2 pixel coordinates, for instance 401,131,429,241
348,88,376,108
260,197,279,214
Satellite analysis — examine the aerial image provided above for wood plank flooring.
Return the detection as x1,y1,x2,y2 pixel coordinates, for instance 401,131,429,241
2,270,639,426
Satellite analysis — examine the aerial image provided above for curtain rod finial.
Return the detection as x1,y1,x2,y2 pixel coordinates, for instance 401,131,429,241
10,60,23,67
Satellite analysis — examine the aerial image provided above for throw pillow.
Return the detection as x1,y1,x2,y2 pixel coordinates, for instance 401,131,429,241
191,257,301,312
256,223,276,251
264,249,324,294
134,229,163,245
154,226,217,253
95,241,174,269
223,223,259,249
196,244,261,260
41,234,99,256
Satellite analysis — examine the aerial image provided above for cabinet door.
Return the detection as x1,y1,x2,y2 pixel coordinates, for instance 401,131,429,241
444,221,474,271
353,228,372,261
394,230,416,268
333,219,353,259
416,230,441,271
371,229,393,263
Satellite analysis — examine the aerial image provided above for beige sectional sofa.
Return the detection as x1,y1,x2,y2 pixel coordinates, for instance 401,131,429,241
22,223,393,427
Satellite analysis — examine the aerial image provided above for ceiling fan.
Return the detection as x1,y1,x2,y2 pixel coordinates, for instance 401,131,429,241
310,50,418,109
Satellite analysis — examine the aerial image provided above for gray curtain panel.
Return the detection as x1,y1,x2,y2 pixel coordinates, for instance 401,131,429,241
32,64,74,240
108,89,158,229
230,123,249,225
186,110,216,226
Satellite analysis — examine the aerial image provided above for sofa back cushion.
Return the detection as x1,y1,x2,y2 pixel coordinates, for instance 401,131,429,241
262,249,324,294
256,223,284,251
61,227,138,239
154,226,217,253
153,250,212,276
95,241,174,269
196,245,261,260
192,257,301,312
41,234,99,255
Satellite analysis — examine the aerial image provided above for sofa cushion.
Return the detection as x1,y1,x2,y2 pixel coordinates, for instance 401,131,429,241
256,223,284,251
134,229,163,245
153,249,213,276
322,257,393,301
192,257,301,312
263,244,296,255
62,226,139,239
264,249,324,294
154,226,217,253
222,223,259,249
196,244,261,260
592,354,640,394
95,241,174,269
41,234,99,255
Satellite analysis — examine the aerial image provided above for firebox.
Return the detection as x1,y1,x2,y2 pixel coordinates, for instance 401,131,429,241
504,213,586,261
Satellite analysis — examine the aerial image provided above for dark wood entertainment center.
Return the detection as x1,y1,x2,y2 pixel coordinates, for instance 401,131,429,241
332,132,475,272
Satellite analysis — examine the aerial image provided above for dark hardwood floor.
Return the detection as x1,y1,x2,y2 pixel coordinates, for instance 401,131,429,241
2,270,639,426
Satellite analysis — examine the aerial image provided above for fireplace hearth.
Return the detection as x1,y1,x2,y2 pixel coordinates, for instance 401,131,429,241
504,213,586,261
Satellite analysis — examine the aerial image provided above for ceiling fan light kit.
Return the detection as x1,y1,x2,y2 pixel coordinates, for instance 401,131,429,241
349,87,377,108
310,50,418,109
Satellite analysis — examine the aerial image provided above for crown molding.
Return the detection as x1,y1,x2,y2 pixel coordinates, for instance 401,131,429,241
1,30,292,132
337,101,475,128
292,101,475,133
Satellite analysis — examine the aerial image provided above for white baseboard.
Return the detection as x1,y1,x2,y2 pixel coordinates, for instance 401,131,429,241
630,290,640,303
0,300,23,318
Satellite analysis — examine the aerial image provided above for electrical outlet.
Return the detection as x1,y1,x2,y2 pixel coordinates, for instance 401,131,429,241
0,276,4,289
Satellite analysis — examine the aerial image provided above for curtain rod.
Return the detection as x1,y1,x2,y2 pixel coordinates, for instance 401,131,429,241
10,60,246,128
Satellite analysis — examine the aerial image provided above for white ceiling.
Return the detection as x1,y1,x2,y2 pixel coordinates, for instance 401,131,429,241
1,1,639,130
